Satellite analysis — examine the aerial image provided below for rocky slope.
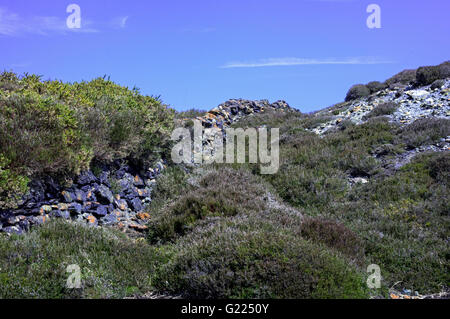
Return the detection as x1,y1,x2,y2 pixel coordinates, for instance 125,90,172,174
312,79,450,135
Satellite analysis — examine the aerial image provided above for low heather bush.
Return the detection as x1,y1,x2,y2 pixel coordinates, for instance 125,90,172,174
384,69,417,87
366,81,387,94
398,117,450,149
155,218,369,298
300,217,365,262
345,84,370,102
416,61,450,86
363,102,398,119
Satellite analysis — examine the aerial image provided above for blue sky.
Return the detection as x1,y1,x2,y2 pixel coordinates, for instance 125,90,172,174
1,0,449,112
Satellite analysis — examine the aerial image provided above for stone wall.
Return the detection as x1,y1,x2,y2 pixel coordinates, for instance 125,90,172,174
0,160,166,235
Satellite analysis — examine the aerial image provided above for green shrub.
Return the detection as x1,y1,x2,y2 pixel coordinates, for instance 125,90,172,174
0,71,174,204
300,217,364,262
366,81,387,94
0,154,29,209
0,92,90,176
0,220,166,298
148,167,267,243
345,84,370,102
427,152,449,185
364,102,398,119
384,69,417,87
398,117,450,149
416,61,450,86
155,219,369,298
174,108,207,119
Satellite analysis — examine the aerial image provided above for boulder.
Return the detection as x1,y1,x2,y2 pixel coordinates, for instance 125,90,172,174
128,198,144,212
69,203,83,215
2,226,23,235
101,213,118,225
95,185,114,204
74,189,86,203
93,205,108,217
77,171,98,185
61,190,74,203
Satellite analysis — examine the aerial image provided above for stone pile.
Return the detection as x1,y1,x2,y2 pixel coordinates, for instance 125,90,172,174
0,160,166,235
186,99,295,162
194,99,292,129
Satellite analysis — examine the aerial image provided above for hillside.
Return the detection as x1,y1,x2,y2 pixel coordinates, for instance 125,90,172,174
0,62,449,299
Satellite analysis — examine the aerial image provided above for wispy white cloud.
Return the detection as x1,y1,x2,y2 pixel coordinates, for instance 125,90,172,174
220,57,394,68
0,7,98,36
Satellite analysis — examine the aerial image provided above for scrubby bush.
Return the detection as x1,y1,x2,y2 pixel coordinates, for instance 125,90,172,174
416,61,450,86
427,152,449,184
384,69,417,87
0,220,165,298
0,71,174,206
155,218,369,298
174,108,207,119
300,217,364,261
345,84,370,102
148,167,267,243
366,81,387,94
363,102,398,119
398,117,450,149
0,154,29,208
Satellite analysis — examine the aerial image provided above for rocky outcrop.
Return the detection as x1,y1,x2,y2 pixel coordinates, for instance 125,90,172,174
0,160,166,235
312,79,450,135
183,99,296,162
190,99,293,129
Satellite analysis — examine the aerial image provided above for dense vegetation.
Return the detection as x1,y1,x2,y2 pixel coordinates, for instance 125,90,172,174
0,72,174,208
230,110,449,294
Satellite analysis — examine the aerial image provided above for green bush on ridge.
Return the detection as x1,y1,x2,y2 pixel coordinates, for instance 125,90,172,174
0,71,175,207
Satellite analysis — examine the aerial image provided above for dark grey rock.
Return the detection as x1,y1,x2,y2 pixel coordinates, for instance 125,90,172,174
5,216,20,226
74,189,86,203
99,171,110,187
114,198,128,211
77,171,98,185
132,175,145,187
19,219,30,231
128,198,144,212
52,210,70,219
101,213,118,225
2,226,23,235
61,191,74,203
94,205,108,217
69,203,83,215
95,185,114,204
